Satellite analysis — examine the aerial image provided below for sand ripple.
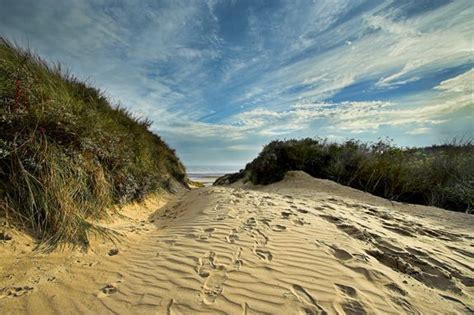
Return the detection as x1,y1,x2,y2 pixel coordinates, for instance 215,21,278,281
1,173,473,314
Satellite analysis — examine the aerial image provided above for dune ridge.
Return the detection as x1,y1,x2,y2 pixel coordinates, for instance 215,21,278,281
0,171,473,314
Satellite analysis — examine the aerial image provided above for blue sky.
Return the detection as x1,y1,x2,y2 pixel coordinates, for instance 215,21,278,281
1,0,473,170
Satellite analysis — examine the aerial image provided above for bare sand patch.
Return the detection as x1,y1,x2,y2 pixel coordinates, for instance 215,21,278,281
1,172,472,314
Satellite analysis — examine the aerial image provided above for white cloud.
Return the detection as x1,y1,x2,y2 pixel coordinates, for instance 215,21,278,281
407,127,431,135
435,68,474,94
227,0,473,107
165,67,472,143
227,144,261,151
2,0,472,166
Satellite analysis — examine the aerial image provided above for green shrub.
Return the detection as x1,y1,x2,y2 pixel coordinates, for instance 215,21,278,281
222,138,473,213
0,39,187,248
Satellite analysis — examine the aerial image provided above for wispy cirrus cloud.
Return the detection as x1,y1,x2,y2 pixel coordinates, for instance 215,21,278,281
160,67,472,154
1,0,472,168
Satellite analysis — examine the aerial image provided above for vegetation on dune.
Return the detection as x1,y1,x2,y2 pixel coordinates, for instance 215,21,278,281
0,39,187,248
216,138,474,213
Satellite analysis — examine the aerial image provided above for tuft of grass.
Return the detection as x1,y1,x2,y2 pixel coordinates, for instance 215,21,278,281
217,138,474,213
0,39,187,248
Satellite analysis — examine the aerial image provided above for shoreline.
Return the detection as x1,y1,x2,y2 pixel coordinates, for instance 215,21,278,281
188,173,225,187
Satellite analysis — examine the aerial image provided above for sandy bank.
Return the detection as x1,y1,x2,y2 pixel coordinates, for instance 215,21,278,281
1,172,472,314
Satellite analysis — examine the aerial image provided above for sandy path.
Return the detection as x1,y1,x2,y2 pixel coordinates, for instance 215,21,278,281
0,173,473,314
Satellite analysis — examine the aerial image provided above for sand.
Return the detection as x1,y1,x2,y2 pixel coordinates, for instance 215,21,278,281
0,171,473,314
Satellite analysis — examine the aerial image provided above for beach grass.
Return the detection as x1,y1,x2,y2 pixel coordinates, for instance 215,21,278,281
0,39,187,248
217,138,473,213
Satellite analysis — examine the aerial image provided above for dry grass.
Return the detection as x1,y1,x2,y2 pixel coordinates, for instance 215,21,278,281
0,39,187,248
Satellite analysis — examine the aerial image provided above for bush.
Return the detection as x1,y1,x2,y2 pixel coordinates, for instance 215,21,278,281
221,138,473,213
0,39,187,248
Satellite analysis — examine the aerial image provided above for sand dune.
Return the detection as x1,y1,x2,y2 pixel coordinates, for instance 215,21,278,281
1,171,473,314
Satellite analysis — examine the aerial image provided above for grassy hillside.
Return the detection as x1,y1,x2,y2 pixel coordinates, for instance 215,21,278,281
0,39,187,247
216,138,473,213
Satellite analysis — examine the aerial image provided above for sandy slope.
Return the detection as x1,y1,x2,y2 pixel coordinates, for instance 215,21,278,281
1,172,473,314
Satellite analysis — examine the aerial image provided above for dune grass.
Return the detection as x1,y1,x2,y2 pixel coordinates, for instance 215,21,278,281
217,138,473,213
0,39,187,248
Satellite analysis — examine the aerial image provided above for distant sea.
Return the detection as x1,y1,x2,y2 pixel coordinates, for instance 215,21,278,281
187,165,242,186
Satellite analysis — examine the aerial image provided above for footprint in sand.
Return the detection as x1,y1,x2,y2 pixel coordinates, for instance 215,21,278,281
334,284,367,314
253,247,273,262
292,218,308,226
366,243,467,293
319,214,342,224
215,214,226,221
281,211,292,219
231,247,244,271
101,284,117,295
202,266,228,304
197,228,215,241
253,229,269,246
323,203,336,210
225,207,240,219
290,284,327,314
336,223,376,242
272,224,287,232
341,300,367,315
242,217,257,231
439,295,474,314
259,218,272,227
330,246,353,261
335,284,358,298
226,229,240,244
384,283,407,296
98,281,123,298
1,286,34,298
314,206,327,212
196,252,216,278
389,296,419,314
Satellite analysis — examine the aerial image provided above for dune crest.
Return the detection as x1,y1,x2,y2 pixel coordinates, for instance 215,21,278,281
1,172,473,314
